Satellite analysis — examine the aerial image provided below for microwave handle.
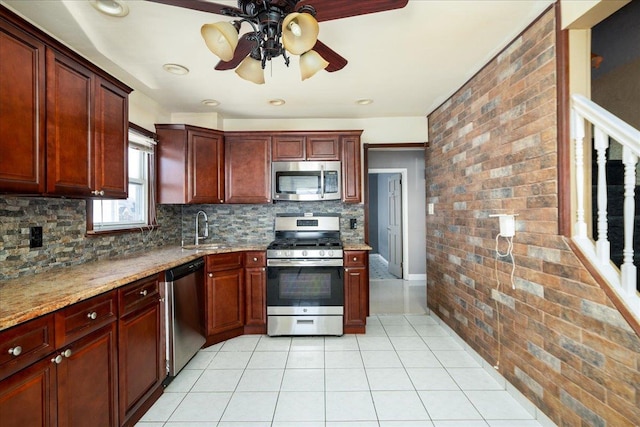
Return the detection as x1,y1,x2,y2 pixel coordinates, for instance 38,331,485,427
320,164,325,199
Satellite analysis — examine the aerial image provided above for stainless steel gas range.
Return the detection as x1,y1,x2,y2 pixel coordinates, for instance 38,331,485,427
266,213,344,336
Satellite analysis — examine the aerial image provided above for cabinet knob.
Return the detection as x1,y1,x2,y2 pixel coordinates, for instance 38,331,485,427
8,346,22,356
62,349,72,358
87,311,98,320
253,257,258,262
140,289,148,296
220,200,224,203
208,273,213,278
345,268,349,272
51,355,63,364
91,190,105,196
353,257,357,261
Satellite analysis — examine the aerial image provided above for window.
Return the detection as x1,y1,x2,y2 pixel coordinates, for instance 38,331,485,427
89,127,157,233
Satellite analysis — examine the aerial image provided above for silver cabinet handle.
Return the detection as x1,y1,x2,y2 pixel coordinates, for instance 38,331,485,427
87,311,98,320
51,355,63,364
8,346,22,356
62,349,72,358
140,289,148,296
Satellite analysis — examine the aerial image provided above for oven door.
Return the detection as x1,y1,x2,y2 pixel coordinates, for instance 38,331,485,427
267,258,344,315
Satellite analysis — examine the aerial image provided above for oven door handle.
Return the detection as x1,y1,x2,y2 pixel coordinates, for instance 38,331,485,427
267,259,344,267
320,164,325,199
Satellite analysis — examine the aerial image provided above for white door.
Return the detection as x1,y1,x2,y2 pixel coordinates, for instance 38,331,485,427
387,174,402,278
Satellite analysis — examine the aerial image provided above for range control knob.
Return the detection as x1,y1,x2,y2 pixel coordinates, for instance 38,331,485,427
302,250,308,257
319,250,325,257
328,250,334,257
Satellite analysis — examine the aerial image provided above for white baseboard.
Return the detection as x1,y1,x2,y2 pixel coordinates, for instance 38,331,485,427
406,273,426,281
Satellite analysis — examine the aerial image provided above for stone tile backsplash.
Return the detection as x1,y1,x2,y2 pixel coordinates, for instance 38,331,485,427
0,196,364,280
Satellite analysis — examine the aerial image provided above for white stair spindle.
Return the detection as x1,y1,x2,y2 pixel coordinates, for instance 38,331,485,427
621,145,638,295
594,127,610,262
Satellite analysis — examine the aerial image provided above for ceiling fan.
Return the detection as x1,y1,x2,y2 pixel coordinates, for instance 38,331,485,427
146,0,409,84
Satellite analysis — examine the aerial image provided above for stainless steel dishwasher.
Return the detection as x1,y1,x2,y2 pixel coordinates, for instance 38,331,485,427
164,257,206,380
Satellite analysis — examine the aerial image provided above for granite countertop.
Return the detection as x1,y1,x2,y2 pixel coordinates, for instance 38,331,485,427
0,242,371,332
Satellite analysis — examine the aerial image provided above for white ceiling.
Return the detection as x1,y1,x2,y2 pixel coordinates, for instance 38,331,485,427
1,0,555,120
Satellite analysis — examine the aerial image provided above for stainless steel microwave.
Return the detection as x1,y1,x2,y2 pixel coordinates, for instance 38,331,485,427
272,161,341,201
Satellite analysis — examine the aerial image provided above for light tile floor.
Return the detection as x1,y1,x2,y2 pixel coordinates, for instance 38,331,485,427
136,313,546,427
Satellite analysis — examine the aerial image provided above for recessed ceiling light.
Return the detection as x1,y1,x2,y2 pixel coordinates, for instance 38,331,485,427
163,63,189,75
201,99,220,107
269,99,286,106
356,99,373,105
90,0,129,17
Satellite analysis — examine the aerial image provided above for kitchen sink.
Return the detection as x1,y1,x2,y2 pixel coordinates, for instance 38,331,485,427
181,243,228,251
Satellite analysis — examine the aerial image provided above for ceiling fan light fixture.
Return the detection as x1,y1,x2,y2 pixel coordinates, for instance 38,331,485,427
235,55,265,85
201,21,239,62
299,49,329,81
282,12,319,55
90,0,129,17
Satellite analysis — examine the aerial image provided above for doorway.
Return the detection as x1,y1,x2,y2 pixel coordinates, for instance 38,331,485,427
368,169,409,279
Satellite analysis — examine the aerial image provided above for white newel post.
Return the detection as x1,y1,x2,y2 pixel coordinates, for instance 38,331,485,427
594,127,610,262
572,108,587,238
621,145,638,296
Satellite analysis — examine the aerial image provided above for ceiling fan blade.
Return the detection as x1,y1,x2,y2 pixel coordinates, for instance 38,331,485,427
314,40,347,72
214,33,255,71
295,0,408,22
145,0,242,16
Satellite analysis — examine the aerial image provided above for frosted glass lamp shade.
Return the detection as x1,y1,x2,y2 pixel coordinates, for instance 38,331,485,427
236,56,265,84
201,22,239,62
299,50,329,80
282,12,319,55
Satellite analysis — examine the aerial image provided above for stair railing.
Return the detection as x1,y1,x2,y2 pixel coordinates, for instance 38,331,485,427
571,94,640,319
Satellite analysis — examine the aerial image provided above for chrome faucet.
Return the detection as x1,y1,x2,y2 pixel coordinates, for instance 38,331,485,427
195,210,208,245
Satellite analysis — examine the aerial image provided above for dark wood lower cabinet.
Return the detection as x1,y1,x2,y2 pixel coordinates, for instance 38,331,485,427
205,253,245,345
344,250,369,334
0,356,57,427
244,252,267,334
56,323,118,427
118,275,164,427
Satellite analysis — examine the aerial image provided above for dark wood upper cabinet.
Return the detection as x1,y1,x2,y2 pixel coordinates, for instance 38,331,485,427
306,135,340,160
1,7,131,198
155,124,225,204
341,133,362,203
0,17,46,194
225,133,271,204
94,77,129,199
272,133,340,161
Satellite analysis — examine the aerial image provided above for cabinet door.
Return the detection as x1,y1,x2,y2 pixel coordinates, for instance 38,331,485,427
0,19,46,193
272,135,305,161
188,128,224,204
341,135,361,203
307,135,339,160
205,267,244,335
56,323,118,427
0,356,57,427
245,251,266,334
94,77,128,199
118,301,163,425
225,134,271,203
46,48,94,196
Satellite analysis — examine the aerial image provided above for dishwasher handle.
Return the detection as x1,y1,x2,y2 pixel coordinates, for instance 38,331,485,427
166,258,205,281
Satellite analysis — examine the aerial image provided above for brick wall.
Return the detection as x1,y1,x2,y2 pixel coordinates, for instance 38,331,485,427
426,8,640,426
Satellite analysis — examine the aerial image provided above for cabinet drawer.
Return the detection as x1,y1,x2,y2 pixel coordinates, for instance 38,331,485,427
55,291,117,347
119,275,160,317
344,251,367,267
207,252,243,272
244,251,266,267
0,314,56,381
